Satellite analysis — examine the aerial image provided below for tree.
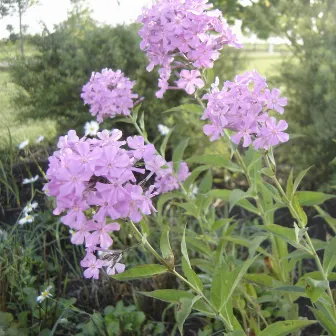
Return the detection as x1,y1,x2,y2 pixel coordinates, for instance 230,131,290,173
0,0,38,56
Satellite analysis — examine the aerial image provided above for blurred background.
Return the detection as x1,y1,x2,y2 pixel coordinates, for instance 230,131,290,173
0,1,336,334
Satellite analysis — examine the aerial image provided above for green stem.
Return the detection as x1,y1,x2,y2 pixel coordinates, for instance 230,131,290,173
128,220,234,332
264,157,336,316
129,113,214,261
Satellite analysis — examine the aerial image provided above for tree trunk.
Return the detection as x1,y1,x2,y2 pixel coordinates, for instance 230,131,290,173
19,1,24,57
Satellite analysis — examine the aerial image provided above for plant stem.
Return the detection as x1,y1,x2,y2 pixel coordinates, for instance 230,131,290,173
264,157,336,316
128,220,234,332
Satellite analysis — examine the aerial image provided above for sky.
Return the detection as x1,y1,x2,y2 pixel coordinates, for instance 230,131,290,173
0,0,153,38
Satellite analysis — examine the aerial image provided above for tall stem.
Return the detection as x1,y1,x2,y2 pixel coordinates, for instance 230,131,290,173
264,157,336,316
128,220,234,332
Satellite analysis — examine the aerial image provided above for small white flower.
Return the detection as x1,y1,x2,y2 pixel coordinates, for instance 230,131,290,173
35,135,45,143
211,76,220,92
84,121,99,136
158,124,170,135
23,201,38,214
22,175,39,185
18,213,35,225
37,286,52,303
18,139,29,149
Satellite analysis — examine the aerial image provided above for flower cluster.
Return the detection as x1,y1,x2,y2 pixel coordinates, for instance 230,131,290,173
202,70,289,149
18,201,38,225
81,69,139,123
137,0,241,98
45,129,189,279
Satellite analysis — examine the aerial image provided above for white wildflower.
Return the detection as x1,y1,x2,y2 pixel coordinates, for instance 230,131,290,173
18,213,35,225
37,286,52,303
84,121,99,136
158,124,170,135
211,76,220,92
23,201,38,214
35,135,45,143
18,139,29,149
22,175,39,185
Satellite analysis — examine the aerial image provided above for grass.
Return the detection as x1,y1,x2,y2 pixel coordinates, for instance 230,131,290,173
0,69,57,149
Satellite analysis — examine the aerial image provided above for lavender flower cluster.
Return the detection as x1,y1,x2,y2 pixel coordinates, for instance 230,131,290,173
81,68,138,123
137,0,241,98
202,71,289,149
44,130,189,279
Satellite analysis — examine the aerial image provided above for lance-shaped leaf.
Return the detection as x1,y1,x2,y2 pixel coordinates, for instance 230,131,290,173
173,138,189,172
258,320,316,336
175,295,201,335
139,290,194,304
323,236,336,275
113,264,167,281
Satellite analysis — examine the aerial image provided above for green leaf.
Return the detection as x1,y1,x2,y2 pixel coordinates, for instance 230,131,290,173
160,225,173,259
293,166,313,195
291,195,308,226
184,165,210,191
181,227,191,267
113,264,167,281
175,296,201,335
314,205,336,234
173,139,189,172
157,191,185,215
182,257,203,291
163,104,204,115
261,167,274,177
139,290,194,303
258,320,316,336
0,312,13,328
272,286,306,295
211,218,234,232
263,224,308,250
160,126,175,159
208,189,259,215
296,191,336,206
131,103,142,122
305,277,328,303
286,169,294,200
205,68,215,86
309,307,336,335
210,260,228,311
198,170,213,194
186,155,242,172
229,189,249,213
244,274,281,288
221,256,257,309
323,236,336,275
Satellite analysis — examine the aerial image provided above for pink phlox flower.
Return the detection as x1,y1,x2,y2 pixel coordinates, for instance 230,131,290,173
94,146,130,179
80,253,107,279
58,164,91,198
86,219,120,249
263,88,288,114
176,70,205,94
231,115,258,147
71,220,91,245
107,262,126,276
127,136,156,160
145,155,169,177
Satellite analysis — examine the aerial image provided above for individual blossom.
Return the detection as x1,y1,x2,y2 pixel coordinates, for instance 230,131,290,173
22,175,39,185
84,120,99,136
37,286,53,303
138,0,241,97
18,139,29,149
176,70,205,95
18,213,35,225
202,70,289,150
35,135,45,143
80,253,107,279
157,124,170,136
23,201,38,214
81,68,139,123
